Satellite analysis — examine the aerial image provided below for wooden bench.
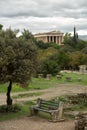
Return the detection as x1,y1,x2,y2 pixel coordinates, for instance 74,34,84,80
30,98,64,122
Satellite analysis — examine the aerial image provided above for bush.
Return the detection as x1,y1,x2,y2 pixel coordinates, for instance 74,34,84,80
0,104,21,113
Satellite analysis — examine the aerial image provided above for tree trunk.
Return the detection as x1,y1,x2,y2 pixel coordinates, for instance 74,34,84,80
6,80,13,109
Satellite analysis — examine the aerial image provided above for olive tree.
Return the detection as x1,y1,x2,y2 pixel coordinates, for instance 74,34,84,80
0,28,37,108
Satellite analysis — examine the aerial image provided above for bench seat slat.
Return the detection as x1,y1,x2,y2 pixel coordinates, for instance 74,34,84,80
40,102,59,107
40,106,58,110
40,104,58,108
34,107,52,113
40,100,59,105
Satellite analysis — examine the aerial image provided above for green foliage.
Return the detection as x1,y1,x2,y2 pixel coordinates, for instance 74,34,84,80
69,51,87,70
63,36,77,48
35,40,60,50
37,49,70,75
63,30,87,51
71,103,87,111
21,29,35,42
0,28,38,85
76,40,87,50
73,26,78,42
55,51,70,70
35,40,50,49
58,96,68,103
60,45,75,52
0,104,21,112
38,47,57,60
49,42,60,49
0,24,3,30
40,56,60,76
63,32,71,43
81,46,87,54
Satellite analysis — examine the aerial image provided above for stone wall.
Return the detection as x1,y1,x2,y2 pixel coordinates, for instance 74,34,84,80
67,93,87,104
75,112,87,130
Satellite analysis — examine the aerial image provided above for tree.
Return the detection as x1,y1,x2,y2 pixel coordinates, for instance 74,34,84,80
63,27,79,49
37,50,70,76
76,40,87,51
73,26,78,42
55,51,70,70
38,55,60,76
68,51,87,70
0,24,3,30
35,40,50,49
63,32,71,43
0,28,38,108
22,29,35,42
81,47,87,54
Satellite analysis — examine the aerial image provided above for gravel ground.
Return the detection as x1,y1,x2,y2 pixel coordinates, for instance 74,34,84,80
0,116,75,130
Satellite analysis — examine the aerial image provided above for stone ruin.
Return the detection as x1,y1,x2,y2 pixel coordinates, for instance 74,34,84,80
56,74,62,80
75,112,87,130
67,93,87,104
38,74,44,78
67,93,87,130
79,65,87,74
46,74,52,80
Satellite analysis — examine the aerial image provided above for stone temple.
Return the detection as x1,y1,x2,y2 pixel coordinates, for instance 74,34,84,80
34,30,64,45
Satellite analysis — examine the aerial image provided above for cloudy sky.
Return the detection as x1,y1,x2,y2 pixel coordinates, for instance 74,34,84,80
0,0,87,35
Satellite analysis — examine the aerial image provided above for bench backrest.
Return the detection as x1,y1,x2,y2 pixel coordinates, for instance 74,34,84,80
37,98,59,110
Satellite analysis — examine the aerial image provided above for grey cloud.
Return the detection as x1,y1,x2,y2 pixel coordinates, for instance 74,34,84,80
0,0,87,18
0,0,87,35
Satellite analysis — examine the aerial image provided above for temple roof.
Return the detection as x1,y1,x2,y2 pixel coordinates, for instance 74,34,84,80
34,30,64,36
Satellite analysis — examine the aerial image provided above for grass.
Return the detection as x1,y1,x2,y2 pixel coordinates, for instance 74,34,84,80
12,92,44,99
62,73,87,85
0,72,87,93
29,73,87,89
70,102,87,111
0,103,52,122
0,72,86,121
0,83,28,93
0,101,35,122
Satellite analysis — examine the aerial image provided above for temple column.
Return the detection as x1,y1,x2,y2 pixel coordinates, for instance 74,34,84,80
59,36,61,45
60,36,62,44
56,36,59,44
56,36,57,44
45,36,48,42
48,36,50,42
49,36,51,42
52,36,54,43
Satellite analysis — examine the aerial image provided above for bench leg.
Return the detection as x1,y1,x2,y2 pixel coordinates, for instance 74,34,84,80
30,107,39,116
51,111,59,122
51,111,64,122
34,109,39,115
50,102,64,122
29,107,34,116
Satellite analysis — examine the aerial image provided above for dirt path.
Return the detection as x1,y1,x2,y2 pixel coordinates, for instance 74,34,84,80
0,83,87,105
0,116,75,130
0,83,86,130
